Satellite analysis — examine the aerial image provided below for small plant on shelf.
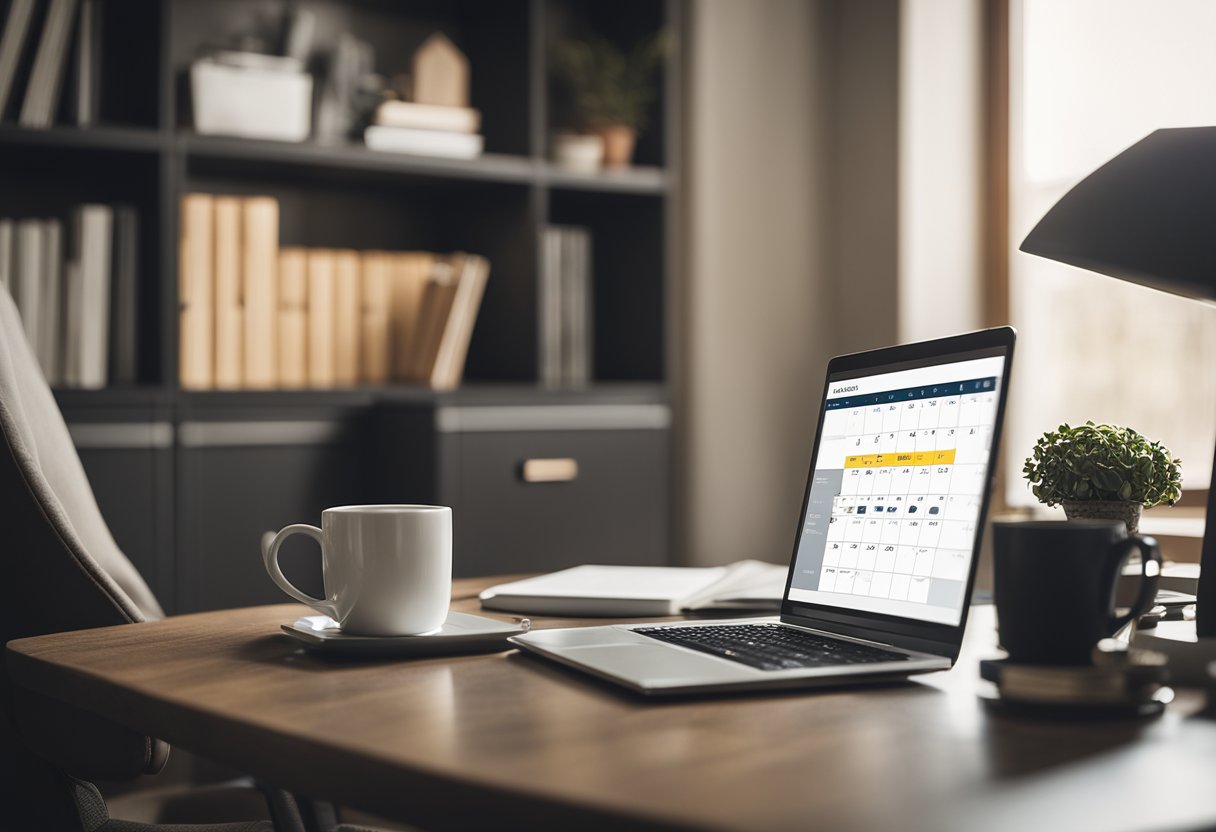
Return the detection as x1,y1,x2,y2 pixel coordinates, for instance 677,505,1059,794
552,30,668,168
1023,421,1181,533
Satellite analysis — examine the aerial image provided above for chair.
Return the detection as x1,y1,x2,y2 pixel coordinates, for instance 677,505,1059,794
0,284,276,831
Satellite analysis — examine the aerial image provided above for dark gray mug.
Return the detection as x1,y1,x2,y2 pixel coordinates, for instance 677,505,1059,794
993,520,1160,665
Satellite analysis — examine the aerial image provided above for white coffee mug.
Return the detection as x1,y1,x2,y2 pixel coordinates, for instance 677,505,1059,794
263,504,452,636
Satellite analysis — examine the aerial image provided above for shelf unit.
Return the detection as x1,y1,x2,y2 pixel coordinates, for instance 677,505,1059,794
4,0,684,612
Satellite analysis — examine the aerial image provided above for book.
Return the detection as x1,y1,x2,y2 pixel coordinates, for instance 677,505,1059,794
14,219,43,357
359,251,391,384
363,125,484,159
38,217,60,384
108,205,138,384
0,0,38,121
306,248,336,388
333,248,360,386
61,259,80,384
430,254,489,390
19,0,77,127
373,100,481,133
562,227,592,386
406,261,458,382
0,219,12,292
76,203,111,389
538,226,593,387
71,0,97,125
212,196,243,388
179,193,214,389
478,561,790,617
389,251,434,380
242,196,278,387
277,247,308,388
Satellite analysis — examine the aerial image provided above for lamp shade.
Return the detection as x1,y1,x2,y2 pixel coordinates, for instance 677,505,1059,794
1019,126,1216,301
1020,125,1216,639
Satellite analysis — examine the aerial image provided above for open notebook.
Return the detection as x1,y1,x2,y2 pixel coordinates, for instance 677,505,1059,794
478,560,788,617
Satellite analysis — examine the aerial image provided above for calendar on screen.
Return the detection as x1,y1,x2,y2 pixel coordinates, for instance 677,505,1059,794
788,355,1006,626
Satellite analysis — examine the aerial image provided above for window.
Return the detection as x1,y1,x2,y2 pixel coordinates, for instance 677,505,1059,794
1006,0,1216,506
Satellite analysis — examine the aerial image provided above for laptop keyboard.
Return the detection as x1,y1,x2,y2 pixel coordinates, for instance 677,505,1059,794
633,623,912,672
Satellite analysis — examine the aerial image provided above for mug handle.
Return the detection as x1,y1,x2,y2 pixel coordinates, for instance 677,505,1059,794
263,524,339,620
1108,534,1162,633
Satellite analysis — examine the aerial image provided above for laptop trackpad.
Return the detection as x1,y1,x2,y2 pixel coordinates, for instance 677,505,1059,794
566,643,749,680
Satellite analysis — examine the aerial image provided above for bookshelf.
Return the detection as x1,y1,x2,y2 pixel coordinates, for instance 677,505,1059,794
4,0,683,612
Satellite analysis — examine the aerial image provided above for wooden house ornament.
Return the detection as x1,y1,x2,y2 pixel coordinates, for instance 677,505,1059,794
412,33,470,108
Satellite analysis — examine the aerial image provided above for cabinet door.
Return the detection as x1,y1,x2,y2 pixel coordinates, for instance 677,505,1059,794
177,411,371,612
438,406,671,577
64,411,175,612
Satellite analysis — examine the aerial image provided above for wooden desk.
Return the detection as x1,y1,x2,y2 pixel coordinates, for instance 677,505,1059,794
8,577,1216,832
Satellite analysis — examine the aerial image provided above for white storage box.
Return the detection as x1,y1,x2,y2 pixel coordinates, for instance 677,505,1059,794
191,56,313,142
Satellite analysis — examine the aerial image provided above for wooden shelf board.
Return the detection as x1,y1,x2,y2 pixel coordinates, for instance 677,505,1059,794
542,163,669,195
174,382,669,409
179,133,537,186
0,125,164,153
177,133,669,194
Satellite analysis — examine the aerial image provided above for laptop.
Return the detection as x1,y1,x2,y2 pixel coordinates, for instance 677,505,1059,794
511,327,1016,695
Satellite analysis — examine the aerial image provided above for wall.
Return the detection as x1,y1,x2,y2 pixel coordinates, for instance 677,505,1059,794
682,0,830,565
822,0,901,356
682,0,987,567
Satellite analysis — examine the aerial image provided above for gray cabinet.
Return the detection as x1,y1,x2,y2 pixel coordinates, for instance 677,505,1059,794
376,401,671,578
175,407,372,613
63,392,671,614
62,406,175,610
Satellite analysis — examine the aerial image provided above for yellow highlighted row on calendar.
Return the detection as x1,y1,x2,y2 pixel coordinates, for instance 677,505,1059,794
844,450,956,469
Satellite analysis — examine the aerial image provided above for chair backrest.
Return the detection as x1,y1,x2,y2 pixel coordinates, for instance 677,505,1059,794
0,284,167,794
0,288,162,626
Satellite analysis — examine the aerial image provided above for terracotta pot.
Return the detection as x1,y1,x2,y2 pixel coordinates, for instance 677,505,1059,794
1060,499,1143,534
595,125,636,168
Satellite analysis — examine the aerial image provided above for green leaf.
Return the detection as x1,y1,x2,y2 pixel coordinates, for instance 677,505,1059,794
1023,421,1181,510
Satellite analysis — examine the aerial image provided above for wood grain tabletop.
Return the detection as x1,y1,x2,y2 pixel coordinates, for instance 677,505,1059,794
8,576,1216,832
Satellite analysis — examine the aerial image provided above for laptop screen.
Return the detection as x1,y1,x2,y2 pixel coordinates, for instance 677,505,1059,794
786,348,1007,627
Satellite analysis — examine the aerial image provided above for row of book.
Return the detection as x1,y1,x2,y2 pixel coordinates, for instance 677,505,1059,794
179,194,490,391
0,0,101,126
0,204,137,388
538,225,593,387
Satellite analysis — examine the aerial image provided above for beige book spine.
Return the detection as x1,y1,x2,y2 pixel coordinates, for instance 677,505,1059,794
333,249,361,387
306,249,337,388
212,197,243,388
278,247,308,388
242,196,279,387
432,254,489,390
360,252,391,384
409,262,459,384
390,251,435,381
179,193,213,389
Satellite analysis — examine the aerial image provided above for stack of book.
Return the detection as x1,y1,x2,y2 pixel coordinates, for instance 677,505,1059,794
179,193,490,391
364,100,484,160
0,204,138,388
0,0,102,126
537,225,593,387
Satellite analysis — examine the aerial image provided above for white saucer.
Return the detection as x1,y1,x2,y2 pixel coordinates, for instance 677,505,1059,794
281,611,530,658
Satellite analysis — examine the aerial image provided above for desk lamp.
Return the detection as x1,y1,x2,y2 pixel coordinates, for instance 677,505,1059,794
1020,126,1216,680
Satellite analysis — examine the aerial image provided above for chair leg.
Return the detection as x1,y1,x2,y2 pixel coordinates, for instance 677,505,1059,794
296,796,340,832
257,785,307,832
68,776,112,832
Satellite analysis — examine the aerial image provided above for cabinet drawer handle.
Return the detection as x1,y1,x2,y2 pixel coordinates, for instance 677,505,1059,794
520,458,579,483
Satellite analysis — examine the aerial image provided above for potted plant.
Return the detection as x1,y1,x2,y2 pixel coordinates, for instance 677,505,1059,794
1022,421,1182,533
552,31,668,168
